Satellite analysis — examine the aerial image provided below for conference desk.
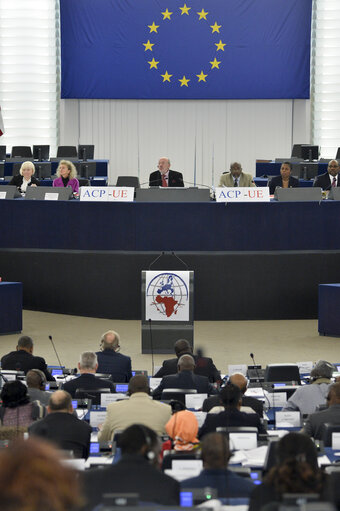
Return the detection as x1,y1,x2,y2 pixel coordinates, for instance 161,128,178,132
0,199,339,320
0,159,109,177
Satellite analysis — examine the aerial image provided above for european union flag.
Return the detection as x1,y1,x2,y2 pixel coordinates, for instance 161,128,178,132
60,0,312,99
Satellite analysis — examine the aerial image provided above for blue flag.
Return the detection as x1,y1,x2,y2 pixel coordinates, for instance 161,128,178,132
60,0,312,99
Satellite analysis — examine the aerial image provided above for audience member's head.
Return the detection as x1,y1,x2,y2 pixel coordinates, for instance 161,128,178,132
48,390,73,414
0,380,30,408
310,360,334,380
26,369,46,390
201,432,231,469
229,373,248,394
174,339,192,357
177,354,195,372
230,162,242,178
78,352,97,373
265,432,323,494
0,438,82,511
128,375,149,395
56,159,77,180
100,330,120,351
16,335,34,353
327,382,340,406
328,160,340,177
280,161,292,180
165,410,199,451
118,424,160,467
220,383,242,409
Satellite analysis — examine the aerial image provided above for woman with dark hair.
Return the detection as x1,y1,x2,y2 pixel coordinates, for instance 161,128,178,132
0,380,44,427
249,432,328,511
0,438,82,511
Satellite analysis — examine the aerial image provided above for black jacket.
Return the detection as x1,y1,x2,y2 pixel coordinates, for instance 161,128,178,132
154,354,221,383
313,172,340,191
1,350,55,381
269,175,299,195
9,174,40,192
61,373,115,398
198,408,267,438
149,169,184,187
202,394,263,417
96,349,132,382
152,370,217,400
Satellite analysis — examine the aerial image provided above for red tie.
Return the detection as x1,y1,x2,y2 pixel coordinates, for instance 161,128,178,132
332,177,336,187
162,174,168,187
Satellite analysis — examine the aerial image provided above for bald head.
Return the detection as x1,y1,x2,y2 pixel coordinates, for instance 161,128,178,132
229,373,247,394
48,390,72,414
178,354,195,372
100,330,120,351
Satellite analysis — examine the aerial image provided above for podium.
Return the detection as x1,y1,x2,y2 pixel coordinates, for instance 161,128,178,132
141,270,194,354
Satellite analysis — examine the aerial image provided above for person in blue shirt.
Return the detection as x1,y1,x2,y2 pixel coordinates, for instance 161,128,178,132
96,330,132,383
180,432,254,498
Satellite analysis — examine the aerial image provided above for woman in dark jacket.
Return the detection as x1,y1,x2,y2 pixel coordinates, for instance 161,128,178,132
9,160,39,194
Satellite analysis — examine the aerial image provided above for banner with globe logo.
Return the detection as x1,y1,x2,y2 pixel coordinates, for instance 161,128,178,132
145,271,190,321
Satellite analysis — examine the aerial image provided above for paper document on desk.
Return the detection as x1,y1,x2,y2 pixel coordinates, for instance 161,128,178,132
239,445,268,468
318,455,331,467
245,388,265,398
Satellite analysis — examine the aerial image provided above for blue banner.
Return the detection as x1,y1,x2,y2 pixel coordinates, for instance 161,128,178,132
60,0,312,99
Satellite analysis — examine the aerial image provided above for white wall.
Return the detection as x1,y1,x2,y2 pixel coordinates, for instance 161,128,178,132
60,98,310,185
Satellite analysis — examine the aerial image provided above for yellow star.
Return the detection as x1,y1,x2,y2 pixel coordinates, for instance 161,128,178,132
215,40,226,51
179,75,190,87
196,70,207,82
210,58,221,69
180,3,191,15
148,58,159,69
162,8,173,20
197,9,208,20
161,70,172,82
210,22,221,33
143,40,154,52
148,22,159,33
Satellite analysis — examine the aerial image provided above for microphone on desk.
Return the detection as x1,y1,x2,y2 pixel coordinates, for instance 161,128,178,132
48,335,67,381
249,352,271,413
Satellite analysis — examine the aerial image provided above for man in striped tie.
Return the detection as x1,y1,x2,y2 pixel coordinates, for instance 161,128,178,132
314,159,340,190
149,157,184,187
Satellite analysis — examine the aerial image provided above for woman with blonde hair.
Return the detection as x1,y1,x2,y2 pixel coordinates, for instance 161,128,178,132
9,160,39,194
53,159,79,193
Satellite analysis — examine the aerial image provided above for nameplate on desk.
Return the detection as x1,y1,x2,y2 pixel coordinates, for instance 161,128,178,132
45,192,59,201
228,364,248,376
89,411,107,427
229,432,257,451
80,186,134,202
100,393,128,407
149,377,162,390
215,187,270,203
332,433,340,449
0,191,6,199
172,459,203,471
265,391,287,408
185,393,207,410
275,411,300,428
296,361,313,374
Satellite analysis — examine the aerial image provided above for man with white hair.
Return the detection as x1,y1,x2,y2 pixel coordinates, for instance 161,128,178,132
96,330,132,382
149,157,184,187
62,351,115,398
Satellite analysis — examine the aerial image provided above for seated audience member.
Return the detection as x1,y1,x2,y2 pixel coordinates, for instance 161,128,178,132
29,390,91,459
268,162,299,195
181,432,254,497
81,424,180,511
26,369,52,406
62,351,115,398
153,354,218,400
249,433,328,511
0,380,44,427
9,160,39,194
282,360,334,415
96,329,132,382
198,383,266,438
154,338,221,383
0,438,82,511
313,159,340,191
202,373,263,417
149,156,184,187
165,410,199,451
1,335,55,381
98,375,171,441
303,382,340,440
53,159,79,194
219,162,256,187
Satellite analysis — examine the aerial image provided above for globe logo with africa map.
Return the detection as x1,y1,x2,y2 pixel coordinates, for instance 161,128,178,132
147,272,189,318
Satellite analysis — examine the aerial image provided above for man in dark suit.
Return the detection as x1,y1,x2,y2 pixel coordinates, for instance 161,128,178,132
269,162,299,195
80,424,180,510
313,159,340,190
198,383,266,438
96,329,132,382
149,157,184,187
1,336,55,381
303,382,340,440
152,354,217,400
202,373,263,417
154,339,221,383
29,390,91,458
62,351,115,398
